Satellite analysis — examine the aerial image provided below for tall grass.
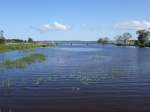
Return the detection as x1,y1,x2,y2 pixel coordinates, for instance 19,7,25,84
0,43,53,52
1,53,47,69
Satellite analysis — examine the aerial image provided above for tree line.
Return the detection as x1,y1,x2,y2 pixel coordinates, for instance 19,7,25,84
97,30,150,47
0,37,34,44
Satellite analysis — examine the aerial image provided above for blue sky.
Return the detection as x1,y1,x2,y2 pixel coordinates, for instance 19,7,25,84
0,0,150,40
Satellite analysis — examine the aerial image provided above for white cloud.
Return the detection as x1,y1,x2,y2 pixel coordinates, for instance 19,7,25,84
35,21,71,33
115,20,150,30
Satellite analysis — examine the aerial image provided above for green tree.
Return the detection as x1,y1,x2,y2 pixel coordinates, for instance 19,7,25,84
122,33,132,44
114,35,123,45
136,30,150,47
28,37,33,43
97,37,109,44
0,30,5,44
0,38,5,44
114,33,132,45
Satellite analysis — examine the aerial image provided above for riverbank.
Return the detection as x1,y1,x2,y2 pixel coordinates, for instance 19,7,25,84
0,42,54,52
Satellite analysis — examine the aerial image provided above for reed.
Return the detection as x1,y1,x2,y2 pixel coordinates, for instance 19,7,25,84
1,53,47,69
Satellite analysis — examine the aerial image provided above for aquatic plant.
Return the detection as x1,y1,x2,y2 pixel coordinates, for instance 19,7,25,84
1,53,47,69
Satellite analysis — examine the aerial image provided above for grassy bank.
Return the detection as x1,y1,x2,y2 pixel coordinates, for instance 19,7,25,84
1,53,46,69
0,42,53,52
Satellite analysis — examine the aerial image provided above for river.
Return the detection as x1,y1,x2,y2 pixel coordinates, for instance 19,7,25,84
0,44,150,112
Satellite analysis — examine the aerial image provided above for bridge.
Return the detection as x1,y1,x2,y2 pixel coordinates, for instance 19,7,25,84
51,41,97,46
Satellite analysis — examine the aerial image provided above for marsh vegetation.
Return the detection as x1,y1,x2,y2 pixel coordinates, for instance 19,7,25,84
0,43,53,52
0,53,46,69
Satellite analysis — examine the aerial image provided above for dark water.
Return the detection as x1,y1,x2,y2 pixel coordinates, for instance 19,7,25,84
1,44,150,112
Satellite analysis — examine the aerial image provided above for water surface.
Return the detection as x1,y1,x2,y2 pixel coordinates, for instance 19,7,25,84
0,44,150,112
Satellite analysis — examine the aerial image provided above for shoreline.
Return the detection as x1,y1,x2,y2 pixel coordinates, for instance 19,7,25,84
0,42,54,53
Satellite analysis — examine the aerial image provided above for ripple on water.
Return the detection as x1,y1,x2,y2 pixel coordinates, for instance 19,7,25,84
57,48,102,52
1,45,150,112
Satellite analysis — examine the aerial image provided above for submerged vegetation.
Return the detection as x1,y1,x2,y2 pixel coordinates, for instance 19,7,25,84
1,53,46,69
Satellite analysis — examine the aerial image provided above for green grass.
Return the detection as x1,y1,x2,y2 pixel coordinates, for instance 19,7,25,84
1,53,47,69
0,43,53,52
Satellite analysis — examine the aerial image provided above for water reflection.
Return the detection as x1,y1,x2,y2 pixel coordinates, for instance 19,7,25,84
0,107,12,112
0,80,13,95
58,47,101,52
34,77,48,85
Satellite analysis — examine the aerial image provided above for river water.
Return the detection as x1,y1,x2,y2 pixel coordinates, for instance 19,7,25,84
0,44,150,112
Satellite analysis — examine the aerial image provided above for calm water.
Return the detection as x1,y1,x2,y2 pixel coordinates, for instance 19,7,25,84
1,44,150,112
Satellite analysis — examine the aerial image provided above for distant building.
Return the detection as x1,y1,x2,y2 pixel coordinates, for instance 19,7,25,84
116,39,135,46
